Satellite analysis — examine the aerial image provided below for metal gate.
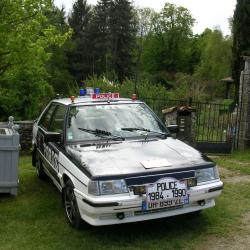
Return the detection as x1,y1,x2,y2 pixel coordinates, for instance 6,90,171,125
141,97,237,154
193,102,236,154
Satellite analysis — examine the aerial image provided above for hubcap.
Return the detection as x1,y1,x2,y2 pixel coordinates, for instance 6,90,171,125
64,187,77,223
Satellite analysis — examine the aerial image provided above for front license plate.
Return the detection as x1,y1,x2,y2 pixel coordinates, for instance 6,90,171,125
143,177,189,211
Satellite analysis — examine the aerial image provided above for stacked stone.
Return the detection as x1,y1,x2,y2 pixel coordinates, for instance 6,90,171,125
237,57,250,150
15,121,34,151
162,106,196,146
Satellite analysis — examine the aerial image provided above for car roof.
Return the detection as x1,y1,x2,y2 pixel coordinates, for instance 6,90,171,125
51,96,140,106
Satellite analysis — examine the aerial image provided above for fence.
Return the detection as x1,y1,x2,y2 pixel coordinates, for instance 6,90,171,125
4,98,249,154
141,97,240,154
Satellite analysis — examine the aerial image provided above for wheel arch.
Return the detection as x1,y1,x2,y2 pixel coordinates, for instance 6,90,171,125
62,173,71,188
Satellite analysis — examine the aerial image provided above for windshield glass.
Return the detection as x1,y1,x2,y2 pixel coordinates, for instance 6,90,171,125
66,103,167,141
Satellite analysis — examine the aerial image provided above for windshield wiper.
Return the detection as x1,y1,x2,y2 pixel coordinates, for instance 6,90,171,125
78,128,125,141
121,127,168,138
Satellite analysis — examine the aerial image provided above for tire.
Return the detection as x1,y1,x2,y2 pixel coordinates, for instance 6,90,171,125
35,150,46,179
63,179,82,229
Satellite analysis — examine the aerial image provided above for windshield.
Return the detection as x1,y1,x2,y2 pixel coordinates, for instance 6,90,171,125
66,103,168,142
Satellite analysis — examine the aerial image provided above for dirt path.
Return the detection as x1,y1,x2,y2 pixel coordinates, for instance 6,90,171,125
199,212,250,250
199,167,250,250
219,166,250,184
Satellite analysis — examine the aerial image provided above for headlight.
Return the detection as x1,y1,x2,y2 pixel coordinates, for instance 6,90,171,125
195,167,219,183
88,179,128,196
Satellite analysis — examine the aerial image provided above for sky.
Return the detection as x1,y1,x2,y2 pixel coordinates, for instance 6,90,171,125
54,0,237,35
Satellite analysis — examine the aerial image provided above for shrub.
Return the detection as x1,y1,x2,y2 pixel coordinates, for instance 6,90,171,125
69,75,172,100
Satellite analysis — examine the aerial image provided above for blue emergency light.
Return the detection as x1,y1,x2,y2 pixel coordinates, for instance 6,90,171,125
79,87,101,97
95,88,100,94
79,88,86,96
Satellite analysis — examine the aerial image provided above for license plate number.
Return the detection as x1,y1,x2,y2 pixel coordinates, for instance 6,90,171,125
143,177,189,211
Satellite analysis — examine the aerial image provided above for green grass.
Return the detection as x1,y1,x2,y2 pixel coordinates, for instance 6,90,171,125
215,149,250,175
0,153,250,250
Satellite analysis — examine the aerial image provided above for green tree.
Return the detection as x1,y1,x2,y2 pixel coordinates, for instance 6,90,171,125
0,0,71,120
46,6,74,94
232,0,250,95
195,28,232,81
134,8,156,83
109,0,137,82
90,0,112,77
140,3,195,81
68,0,93,82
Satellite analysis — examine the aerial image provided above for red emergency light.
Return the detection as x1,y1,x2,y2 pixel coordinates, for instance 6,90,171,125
70,96,75,103
91,93,120,99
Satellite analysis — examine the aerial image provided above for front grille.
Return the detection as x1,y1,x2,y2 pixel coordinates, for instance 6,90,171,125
126,170,196,196
126,170,195,186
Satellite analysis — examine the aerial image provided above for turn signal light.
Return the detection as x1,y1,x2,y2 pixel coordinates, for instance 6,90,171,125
132,186,146,196
187,178,197,188
132,94,137,101
70,96,75,103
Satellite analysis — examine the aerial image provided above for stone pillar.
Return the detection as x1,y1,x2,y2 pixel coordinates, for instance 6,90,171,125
162,106,196,146
236,57,250,150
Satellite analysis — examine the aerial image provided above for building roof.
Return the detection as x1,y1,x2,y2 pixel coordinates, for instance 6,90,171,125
220,77,234,83
162,106,195,114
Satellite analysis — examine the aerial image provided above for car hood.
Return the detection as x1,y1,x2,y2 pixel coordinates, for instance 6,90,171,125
66,138,213,178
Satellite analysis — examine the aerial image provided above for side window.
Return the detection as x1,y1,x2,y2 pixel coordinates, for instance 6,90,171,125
49,105,66,133
39,104,56,130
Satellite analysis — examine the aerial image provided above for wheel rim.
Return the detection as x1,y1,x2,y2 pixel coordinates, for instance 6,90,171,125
64,187,77,224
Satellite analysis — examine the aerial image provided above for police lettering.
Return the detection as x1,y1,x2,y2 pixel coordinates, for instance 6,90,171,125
43,144,59,171
157,181,177,192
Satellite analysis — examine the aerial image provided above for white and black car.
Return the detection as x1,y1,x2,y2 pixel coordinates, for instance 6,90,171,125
32,91,223,229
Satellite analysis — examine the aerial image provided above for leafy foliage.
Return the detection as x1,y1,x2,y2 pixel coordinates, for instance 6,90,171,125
68,0,136,83
195,29,232,81
170,73,208,101
90,0,112,77
0,0,71,120
46,6,74,94
69,75,171,100
109,0,137,82
0,1,236,120
68,0,93,82
140,3,195,78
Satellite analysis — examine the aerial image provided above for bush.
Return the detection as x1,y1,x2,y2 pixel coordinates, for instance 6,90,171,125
69,75,172,100
170,73,208,102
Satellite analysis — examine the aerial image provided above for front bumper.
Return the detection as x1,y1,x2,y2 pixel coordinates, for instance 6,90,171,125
74,180,223,226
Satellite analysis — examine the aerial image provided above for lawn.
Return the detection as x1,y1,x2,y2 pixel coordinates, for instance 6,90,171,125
0,151,250,250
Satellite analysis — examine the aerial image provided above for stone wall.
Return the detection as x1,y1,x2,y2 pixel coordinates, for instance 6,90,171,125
15,121,34,151
236,57,250,150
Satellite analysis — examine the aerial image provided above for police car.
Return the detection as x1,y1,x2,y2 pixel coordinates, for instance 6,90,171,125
32,88,223,229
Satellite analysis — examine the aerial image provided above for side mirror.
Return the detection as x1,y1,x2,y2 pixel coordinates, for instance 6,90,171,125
44,132,62,143
167,125,179,134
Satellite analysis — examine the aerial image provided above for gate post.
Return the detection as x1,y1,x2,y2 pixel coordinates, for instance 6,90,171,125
236,56,250,150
